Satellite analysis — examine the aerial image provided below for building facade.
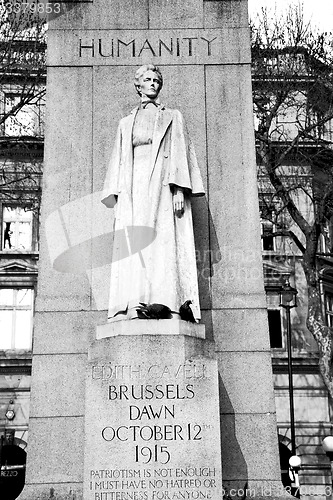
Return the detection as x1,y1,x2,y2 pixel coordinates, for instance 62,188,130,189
0,37,45,498
254,48,333,497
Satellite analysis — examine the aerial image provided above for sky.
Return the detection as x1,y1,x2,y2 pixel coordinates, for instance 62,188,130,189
248,0,333,32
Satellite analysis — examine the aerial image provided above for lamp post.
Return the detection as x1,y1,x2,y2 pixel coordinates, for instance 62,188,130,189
289,455,302,498
280,278,298,456
322,436,333,498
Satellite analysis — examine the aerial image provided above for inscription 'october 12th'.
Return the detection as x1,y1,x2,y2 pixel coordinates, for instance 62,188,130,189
79,36,218,58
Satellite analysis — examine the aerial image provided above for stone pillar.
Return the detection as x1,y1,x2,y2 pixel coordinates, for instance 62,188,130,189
204,3,284,497
21,1,289,500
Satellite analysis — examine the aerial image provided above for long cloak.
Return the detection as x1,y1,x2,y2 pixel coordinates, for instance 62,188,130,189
102,105,205,319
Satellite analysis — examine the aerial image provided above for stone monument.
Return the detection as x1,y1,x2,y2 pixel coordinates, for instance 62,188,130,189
21,1,289,500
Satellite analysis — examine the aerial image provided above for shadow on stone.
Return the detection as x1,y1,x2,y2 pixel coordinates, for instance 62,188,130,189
218,374,248,498
193,196,221,340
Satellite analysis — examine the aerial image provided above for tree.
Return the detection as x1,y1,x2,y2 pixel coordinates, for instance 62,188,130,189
0,2,46,213
251,2,333,397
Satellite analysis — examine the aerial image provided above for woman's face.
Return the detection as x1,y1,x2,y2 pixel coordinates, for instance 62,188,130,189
138,70,161,99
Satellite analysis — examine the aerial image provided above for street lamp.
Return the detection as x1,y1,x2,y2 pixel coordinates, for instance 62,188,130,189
289,455,302,498
5,400,15,421
280,278,298,456
322,436,333,497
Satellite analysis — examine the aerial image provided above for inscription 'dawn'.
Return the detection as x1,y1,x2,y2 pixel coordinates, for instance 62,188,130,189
79,36,218,59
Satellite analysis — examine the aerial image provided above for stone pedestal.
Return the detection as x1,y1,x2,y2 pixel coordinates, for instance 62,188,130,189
96,320,206,340
84,326,222,500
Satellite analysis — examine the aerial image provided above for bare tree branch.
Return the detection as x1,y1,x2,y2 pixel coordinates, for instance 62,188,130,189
252,1,333,398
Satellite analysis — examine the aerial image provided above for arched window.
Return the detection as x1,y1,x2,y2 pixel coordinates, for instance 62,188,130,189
0,432,27,500
278,435,300,499
279,440,292,489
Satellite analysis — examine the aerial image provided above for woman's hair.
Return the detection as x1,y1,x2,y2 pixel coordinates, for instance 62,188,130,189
134,64,163,96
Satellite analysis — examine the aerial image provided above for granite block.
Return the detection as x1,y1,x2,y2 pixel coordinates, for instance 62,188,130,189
19,483,83,500
29,354,86,417
210,290,267,311
205,63,265,308
204,0,249,28
220,413,281,481
48,0,149,31
149,0,204,29
88,333,215,364
32,311,103,355
25,417,84,484
212,308,271,351
36,67,94,312
43,68,93,198
35,246,91,313
217,351,276,414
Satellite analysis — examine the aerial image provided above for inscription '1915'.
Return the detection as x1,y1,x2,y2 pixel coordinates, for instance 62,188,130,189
79,37,217,59
102,424,202,464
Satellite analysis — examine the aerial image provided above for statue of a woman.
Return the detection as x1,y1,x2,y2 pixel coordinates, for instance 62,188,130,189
102,64,205,321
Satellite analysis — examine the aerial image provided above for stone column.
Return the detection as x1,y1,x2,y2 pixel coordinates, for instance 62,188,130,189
21,1,289,500
204,3,284,497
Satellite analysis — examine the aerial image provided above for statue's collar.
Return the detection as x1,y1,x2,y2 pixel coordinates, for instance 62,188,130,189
141,97,161,109
130,102,166,114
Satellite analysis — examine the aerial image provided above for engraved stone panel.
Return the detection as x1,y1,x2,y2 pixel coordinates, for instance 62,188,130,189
47,28,251,67
83,336,223,500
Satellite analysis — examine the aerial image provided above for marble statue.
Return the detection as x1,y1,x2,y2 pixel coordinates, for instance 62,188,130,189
102,64,205,321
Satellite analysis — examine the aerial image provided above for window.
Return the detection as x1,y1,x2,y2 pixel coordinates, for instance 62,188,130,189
0,289,33,350
4,92,45,137
2,206,34,251
325,293,333,328
261,219,276,251
259,199,277,251
318,218,333,254
0,433,27,499
268,309,283,348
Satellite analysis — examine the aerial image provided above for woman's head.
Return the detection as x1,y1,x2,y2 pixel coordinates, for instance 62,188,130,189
134,64,163,98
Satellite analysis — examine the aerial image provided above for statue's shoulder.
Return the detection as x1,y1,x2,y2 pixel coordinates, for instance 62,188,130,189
162,106,180,114
118,107,138,127
128,106,139,116
163,107,183,121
